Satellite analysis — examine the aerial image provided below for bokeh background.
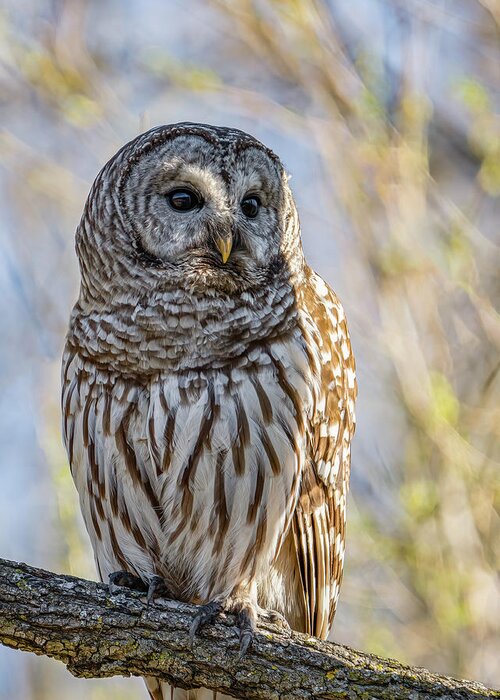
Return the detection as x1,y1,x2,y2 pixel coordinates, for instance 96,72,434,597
1,0,499,697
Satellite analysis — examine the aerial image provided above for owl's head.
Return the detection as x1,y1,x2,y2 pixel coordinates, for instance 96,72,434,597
78,123,303,299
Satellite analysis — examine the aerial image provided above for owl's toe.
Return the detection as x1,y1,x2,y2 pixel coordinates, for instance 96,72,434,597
258,606,291,633
236,605,257,658
108,570,148,595
146,575,170,606
189,600,223,647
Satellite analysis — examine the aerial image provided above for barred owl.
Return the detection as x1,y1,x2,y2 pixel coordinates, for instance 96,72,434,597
62,122,356,700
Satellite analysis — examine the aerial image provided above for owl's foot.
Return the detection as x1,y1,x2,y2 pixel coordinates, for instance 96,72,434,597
108,571,170,606
189,596,257,658
189,599,223,645
108,570,147,595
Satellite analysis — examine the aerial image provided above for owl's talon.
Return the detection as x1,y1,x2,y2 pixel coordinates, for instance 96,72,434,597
147,576,169,606
237,607,257,659
108,570,148,596
189,600,223,647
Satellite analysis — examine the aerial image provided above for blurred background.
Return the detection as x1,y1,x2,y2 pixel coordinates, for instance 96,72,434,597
1,0,499,697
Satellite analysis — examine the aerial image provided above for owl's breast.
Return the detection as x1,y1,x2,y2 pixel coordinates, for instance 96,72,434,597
62,327,316,601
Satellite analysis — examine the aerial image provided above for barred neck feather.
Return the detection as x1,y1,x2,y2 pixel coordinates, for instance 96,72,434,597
67,270,301,376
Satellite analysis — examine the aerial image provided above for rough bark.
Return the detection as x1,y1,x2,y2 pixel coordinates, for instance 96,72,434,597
0,557,498,700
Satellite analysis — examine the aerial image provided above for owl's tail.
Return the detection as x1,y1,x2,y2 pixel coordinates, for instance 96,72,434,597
146,678,232,699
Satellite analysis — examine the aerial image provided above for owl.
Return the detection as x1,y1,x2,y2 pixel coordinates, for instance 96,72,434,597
62,122,356,700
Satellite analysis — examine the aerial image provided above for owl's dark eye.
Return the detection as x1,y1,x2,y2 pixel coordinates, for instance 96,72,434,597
167,188,202,212
241,195,261,218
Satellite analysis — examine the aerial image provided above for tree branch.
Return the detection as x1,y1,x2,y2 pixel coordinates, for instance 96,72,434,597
0,557,498,699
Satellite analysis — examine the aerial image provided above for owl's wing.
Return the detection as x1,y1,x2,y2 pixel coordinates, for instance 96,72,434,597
293,269,357,639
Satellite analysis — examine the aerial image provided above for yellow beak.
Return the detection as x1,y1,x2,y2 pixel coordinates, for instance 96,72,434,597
215,234,233,264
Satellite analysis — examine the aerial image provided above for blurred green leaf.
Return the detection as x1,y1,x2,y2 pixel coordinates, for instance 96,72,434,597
429,372,460,427
456,77,491,114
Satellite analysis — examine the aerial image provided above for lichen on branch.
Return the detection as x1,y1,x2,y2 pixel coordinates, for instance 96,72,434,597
0,557,498,699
